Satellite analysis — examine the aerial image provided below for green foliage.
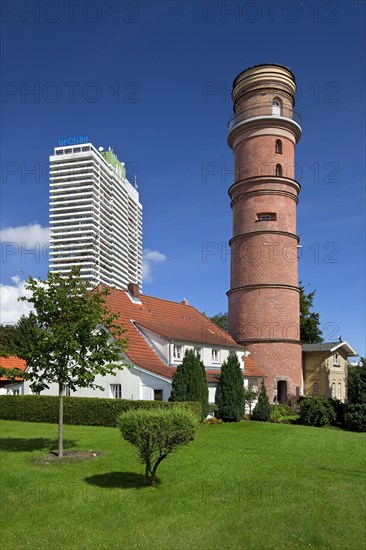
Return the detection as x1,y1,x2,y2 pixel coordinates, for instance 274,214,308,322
271,404,293,423
215,352,244,422
251,377,271,421
0,395,202,426
170,349,209,419
298,397,336,427
344,403,366,432
347,358,366,405
327,398,345,427
0,325,17,356
0,267,127,457
118,407,198,485
299,282,323,344
243,387,258,415
209,312,228,332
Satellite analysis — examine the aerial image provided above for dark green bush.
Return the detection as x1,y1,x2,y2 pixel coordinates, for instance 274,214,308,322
0,395,202,426
327,398,345,427
344,403,366,432
251,377,271,422
118,407,198,485
298,397,336,427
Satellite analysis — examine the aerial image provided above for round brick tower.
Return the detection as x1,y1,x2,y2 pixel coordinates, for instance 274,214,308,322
227,64,302,403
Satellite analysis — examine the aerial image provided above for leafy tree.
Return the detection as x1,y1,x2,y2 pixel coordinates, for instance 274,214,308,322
170,349,209,419
345,359,366,432
0,325,16,356
209,312,228,332
299,282,323,344
0,267,126,457
252,377,271,421
243,387,258,415
118,408,198,485
347,358,366,405
215,352,244,421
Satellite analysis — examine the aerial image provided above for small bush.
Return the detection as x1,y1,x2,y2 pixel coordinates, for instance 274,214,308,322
251,377,271,422
298,397,336,427
0,395,202,426
271,404,293,423
344,403,366,432
327,398,345,427
203,417,223,425
118,407,198,485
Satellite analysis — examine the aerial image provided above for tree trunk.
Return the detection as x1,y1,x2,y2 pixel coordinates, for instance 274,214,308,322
58,384,64,457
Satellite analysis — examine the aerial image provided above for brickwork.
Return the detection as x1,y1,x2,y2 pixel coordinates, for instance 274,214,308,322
227,64,303,402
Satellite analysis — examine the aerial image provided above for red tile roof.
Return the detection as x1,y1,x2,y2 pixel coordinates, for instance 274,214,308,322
0,356,26,381
103,288,262,380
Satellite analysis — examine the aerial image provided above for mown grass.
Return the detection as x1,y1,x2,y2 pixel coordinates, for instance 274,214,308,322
0,420,365,549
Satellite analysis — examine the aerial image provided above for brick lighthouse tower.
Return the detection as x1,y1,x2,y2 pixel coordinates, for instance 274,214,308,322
227,64,302,403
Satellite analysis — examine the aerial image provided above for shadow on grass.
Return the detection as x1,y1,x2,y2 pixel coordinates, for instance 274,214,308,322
0,438,76,453
85,471,149,489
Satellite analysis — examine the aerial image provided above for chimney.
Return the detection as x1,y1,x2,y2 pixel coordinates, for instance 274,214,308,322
181,298,189,305
128,283,140,298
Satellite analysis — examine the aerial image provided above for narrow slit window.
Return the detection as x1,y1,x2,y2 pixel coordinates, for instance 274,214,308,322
275,139,282,154
275,164,282,176
257,213,277,221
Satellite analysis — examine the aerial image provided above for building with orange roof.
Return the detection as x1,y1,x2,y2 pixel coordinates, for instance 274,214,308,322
11,284,262,406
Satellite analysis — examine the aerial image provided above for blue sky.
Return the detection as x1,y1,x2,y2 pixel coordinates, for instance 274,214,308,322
1,1,365,357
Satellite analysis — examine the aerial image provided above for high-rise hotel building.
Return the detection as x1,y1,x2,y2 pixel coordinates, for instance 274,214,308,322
49,139,142,290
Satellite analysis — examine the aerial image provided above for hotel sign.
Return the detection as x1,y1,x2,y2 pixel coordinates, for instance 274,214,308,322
58,135,89,146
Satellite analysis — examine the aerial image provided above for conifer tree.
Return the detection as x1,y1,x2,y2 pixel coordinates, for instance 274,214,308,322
170,349,209,419
252,377,272,421
215,352,244,422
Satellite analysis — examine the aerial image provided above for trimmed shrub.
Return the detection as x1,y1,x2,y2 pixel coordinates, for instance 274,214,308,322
215,353,245,422
0,395,202,426
344,403,366,432
118,407,198,485
298,397,336,427
251,377,271,422
170,349,209,419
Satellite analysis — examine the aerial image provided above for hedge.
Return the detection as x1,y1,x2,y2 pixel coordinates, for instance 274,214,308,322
0,395,202,426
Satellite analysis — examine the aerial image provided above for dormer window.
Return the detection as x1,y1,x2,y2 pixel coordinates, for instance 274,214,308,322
333,353,340,366
275,139,282,154
173,344,182,360
212,349,220,363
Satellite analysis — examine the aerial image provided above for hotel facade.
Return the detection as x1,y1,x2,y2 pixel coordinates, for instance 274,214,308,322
49,140,142,290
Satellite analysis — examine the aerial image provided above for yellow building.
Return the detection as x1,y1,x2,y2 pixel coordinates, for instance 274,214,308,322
302,341,358,402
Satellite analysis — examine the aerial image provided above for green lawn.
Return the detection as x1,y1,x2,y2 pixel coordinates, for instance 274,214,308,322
1,420,365,550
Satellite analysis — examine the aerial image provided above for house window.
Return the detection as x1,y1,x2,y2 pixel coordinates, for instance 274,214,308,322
275,139,282,154
257,212,277,222
173,345,182,360
333,353,340,366
111,384,122,399
331,382,336,399
194,347,202,359
212,349,220,363
154,389,164,401
275,164,282,176
337,382,342,400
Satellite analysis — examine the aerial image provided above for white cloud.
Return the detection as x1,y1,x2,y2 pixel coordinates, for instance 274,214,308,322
0,223,49,247
142,249,166,283
0,276,33,325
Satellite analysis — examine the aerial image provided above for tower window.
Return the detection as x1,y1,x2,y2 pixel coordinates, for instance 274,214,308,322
275,139,282,154
257,212,277,221
272,98,282,115
275,164,282,176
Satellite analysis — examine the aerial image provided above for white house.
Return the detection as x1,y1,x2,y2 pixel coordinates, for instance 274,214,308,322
2,284,262,403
